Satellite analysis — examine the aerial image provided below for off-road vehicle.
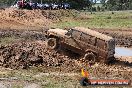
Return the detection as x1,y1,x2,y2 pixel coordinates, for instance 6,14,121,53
46,27,115,63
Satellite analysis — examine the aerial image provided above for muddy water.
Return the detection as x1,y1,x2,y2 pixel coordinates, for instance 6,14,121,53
115,47,132,56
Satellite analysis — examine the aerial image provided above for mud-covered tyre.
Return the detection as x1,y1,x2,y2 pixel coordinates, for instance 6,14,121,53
106,57,115,65
84,52,96,64
46,38,58,49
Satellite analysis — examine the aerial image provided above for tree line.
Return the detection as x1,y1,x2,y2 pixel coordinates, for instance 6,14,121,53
101,0,132,10
0,0,132,10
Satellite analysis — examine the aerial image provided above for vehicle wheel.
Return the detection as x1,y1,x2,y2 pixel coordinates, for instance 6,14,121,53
84,52,96,64
46,38,58,49
106,57,115,65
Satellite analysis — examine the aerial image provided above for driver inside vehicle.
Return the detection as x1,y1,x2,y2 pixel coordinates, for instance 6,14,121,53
65,29,73,38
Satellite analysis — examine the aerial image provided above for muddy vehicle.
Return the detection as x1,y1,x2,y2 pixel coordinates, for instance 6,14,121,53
46,27,115,63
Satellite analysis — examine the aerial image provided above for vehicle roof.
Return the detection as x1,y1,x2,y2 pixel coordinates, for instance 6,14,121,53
48,28,67,35
74,27,114,41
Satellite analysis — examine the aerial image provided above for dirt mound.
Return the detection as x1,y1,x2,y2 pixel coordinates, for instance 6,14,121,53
0,8,77,29
0,8,51,28
41,10,77,22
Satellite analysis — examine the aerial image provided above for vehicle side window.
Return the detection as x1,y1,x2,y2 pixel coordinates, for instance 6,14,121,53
72,30,81,39
66,29,73,36
81,33,95,45
96,39,106,50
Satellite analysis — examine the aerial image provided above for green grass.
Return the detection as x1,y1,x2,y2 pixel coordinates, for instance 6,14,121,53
0,67,81,88
52,10,132,29
0,65,131,88
0,66,131,88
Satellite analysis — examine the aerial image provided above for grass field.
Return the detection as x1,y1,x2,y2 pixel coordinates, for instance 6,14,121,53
52,10,132,29
0,66,81,88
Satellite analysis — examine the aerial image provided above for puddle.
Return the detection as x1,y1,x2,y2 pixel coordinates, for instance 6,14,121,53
115,47,132,56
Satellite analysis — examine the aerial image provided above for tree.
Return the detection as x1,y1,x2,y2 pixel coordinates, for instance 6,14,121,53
104,0,132,10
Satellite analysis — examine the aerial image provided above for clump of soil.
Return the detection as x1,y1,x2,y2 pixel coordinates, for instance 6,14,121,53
0,8,51,28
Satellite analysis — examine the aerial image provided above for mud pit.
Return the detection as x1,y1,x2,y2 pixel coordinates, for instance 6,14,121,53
0,29,131,86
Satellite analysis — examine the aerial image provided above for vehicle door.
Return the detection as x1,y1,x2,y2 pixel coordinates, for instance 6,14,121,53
95,39,108,58
79,32,96,51
64,29,82,49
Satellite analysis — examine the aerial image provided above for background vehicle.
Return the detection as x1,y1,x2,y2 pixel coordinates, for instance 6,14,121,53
11,1,70,10
11,0,32,10
46,27,115,64
42,3,50,10
50,3,59,10
61,3,70,9
19,0,32,10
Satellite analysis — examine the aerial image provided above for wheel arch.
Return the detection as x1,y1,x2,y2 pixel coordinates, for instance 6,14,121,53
85,49,98,57
46,37,58,50
48,34,59,39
